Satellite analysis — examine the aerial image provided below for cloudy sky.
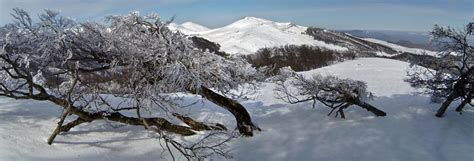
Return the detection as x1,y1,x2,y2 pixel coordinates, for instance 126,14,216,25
0,0,472,31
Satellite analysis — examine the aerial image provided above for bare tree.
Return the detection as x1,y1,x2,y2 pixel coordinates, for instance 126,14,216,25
246,44,356,74
274,68,386,118
0,8,262,160
406,23,473,117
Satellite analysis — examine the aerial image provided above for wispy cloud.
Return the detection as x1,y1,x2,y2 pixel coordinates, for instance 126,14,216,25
0,0,199,24
1,0,471,31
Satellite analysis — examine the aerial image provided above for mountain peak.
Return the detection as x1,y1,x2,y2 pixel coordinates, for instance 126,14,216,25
224,16,273,28
180,22,210,32
181,21,201,27
240,16,272,23
242,16,269,21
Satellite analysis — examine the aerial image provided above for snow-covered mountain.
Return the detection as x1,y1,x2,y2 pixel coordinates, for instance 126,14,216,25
170,17,348,55
340,29,435,50
170,17,435,56
180,22,210,32
361,38,437,56
168,22,210,34
304,28,438,56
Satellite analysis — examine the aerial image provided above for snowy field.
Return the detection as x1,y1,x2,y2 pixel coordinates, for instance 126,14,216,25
0,58,473,161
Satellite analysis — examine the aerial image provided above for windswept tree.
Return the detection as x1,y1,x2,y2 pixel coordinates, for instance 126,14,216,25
0,8,262,159
274,68,386,118
406,23,473,117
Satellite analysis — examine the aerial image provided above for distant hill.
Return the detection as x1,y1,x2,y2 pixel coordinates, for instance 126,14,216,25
168,17,436,57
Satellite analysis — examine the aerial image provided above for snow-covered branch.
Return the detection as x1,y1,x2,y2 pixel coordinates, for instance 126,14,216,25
0,8,264,160
406,23,473,117
274,67,386,118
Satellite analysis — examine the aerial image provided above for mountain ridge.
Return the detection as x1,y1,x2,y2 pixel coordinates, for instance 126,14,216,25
169,17,436,56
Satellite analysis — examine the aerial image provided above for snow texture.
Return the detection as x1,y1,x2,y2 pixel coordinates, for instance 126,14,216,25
1,58,473,161
362,38,437,56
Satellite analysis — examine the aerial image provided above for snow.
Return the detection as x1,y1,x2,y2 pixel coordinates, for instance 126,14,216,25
170,17,348,55
170,17,436,56
1,58,473,161
167,22,210,35
301,58,417,97
169,17,438,56
0,100,163,161
362,38,437,56
180,22,210,32
235,58,473,161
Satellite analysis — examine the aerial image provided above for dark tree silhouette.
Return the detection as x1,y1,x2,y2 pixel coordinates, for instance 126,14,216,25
406,23,473,117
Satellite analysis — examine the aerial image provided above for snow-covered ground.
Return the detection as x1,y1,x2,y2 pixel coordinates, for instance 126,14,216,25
1,58,473,161
170,17,348,55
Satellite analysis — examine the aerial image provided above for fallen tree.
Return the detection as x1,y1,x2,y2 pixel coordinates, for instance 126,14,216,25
274,67,386,118
0,8,262,160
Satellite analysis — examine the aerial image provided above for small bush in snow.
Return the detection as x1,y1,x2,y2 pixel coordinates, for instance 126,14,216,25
274,67,386,118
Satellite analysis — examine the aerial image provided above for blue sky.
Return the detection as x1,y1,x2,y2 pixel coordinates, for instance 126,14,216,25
0,0,472,31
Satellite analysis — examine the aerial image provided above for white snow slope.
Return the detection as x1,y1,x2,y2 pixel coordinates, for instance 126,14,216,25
362,38,437,56
1,58,473,161
170,17,348,55
168,22,210,34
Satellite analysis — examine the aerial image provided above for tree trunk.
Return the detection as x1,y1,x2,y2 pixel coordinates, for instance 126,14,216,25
172,113,227,131
435,93,457,117
196,86,260,136
455,96,472,112
60,118,90,132
48,97,198,137
47,110,70,145
354,100,387,117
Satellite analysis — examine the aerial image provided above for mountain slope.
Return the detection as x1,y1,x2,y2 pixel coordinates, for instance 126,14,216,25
340,29,435,50
170,17,435,56
168,22,210,34
180,22,210,32
305,27,398,56
305,28,438,56
361,38,437,56
172,17,348,55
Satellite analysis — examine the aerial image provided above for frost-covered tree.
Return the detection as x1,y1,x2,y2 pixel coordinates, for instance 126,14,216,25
0,8,262,159
406,23,473,117
274,68,386,118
